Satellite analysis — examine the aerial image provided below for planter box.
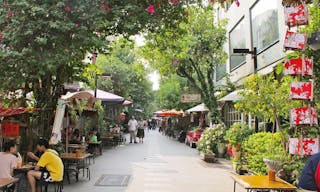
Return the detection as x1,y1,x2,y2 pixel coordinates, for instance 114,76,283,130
200,153,216,163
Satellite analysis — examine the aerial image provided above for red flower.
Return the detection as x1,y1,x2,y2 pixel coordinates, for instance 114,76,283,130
6,11,12,21
170,0,179,4
147,5,155,15
65,5,71,12
173,59,179,65
4,3,9,10
0,34,3,41
235,0,240,7
101,3,110,11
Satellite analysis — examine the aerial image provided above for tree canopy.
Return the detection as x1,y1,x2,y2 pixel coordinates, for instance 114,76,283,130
140,6,228,123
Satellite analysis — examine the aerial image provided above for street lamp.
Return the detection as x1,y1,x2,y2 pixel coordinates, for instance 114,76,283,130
233,47,259,132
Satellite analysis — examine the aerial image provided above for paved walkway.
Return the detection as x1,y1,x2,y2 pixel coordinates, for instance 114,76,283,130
63,130,242,192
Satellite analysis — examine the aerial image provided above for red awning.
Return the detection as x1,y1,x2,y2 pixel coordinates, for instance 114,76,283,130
0,107,39,117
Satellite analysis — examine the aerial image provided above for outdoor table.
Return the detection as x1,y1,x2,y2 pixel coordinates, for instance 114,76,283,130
231,175,297,192
0,178,19,192
60,153,91,183
65,144,87,153
14,163,35,174
88,141,102,155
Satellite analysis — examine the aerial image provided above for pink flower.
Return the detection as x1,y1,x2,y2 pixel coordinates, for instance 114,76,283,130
235,0,240,7
147,5,155,15
101,3,111,11
74,23,80,28
0,34,3,41
6,11,12,21
65,5,71,12
170,0,179,4
173,59,179,65
4,3,9,10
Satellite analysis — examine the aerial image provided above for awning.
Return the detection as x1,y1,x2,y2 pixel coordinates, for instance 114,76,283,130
123,100,133,105
0,107,39,117
87,89,124,103
218,89,243,102
186,103,209,113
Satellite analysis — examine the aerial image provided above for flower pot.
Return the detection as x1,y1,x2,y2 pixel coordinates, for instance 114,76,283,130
217,143,226,158
200,153,216,163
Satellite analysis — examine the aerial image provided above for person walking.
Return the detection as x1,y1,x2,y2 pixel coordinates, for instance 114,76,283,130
128,116,138,143
137,120,146,143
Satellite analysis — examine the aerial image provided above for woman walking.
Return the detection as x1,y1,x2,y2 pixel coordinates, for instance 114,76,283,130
137,119,146,143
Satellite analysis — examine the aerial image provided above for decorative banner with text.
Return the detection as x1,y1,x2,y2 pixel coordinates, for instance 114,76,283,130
285,4,309,27
289,138,319,155
284,31,308,51
284,58,313,76
181,94,201,103
290,82,313,100
290,106,318,125
1,123,20,136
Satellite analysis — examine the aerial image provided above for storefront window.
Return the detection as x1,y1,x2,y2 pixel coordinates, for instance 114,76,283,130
251,0,279,53
229,19,246,71
216,64,226,81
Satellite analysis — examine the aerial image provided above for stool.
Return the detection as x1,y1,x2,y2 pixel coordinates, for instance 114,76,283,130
40,181,63,192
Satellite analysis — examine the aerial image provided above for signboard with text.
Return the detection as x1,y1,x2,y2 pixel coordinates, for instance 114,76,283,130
1,123,20,136
181,94,201,103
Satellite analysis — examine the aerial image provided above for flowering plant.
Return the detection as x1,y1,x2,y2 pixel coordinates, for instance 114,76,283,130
225,122,253,146
197,124,226,154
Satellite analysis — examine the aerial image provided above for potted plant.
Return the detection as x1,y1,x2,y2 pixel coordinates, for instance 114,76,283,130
225,122,253,159
197,124,226,162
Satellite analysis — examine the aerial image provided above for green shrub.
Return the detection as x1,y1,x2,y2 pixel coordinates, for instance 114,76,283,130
225,122,253,146
242,132,286,175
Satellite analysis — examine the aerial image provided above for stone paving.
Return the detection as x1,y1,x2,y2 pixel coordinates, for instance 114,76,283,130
63,130,245,192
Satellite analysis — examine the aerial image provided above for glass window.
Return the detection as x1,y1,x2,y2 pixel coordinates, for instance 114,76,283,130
216,64,226,81
251,0,279,52
229,19,246,71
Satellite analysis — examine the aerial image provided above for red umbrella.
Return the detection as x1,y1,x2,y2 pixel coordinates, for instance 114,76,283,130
157,109,182,117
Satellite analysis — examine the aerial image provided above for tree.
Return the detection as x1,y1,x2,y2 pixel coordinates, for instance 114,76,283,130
234,73,299,131
140,7,227,123
95,39,154,117
0,0,199,109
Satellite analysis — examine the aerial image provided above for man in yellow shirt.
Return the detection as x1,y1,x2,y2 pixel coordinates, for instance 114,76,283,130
27,139,64,192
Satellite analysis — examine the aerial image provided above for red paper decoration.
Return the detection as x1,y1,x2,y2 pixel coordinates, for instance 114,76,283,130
1,123,20,136
284,31,307,51
290,82,313,100
290,107,318,125
284,4,309,27
284,58,313,76
289,138,319,155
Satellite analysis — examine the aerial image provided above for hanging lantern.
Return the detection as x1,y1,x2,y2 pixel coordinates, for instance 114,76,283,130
284,30,308,51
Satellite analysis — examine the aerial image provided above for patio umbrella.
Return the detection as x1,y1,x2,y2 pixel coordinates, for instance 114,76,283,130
157,109,183,117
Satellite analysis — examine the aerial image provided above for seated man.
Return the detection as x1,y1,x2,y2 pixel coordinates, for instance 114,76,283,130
27,139,64,192
0,141,23,192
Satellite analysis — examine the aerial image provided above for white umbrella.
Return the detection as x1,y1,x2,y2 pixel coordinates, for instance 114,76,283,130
186,103,209,113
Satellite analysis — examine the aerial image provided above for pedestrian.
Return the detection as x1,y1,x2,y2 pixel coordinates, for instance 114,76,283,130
0,141,24,192
27,139,64,192
128,115,138,143
137,120,146,143
298,152,320,191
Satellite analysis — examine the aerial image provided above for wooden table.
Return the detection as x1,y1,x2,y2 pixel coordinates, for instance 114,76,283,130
14,163,35,173
60,153,90,160
66,144,87,153
231,175,297,192
60,153,91,183
0,178,19,192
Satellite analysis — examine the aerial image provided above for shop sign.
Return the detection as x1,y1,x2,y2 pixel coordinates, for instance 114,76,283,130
181,94,201,103
1,123,20,136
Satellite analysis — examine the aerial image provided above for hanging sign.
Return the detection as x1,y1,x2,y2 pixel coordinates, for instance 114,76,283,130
284,31,308,51
284,58,313,76
181,94,201,103
284,4,309,27
290,82,313,100
289,138,319,155
1,123,20,136
290,106,318,125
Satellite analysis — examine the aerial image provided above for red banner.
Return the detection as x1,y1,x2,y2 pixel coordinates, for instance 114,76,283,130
285,4,309,27
290,82,313,100
290,107,318,125
284,58,313,76
284,31,307,51
2,123,20,136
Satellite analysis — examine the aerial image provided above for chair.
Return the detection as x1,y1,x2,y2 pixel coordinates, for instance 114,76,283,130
40,180,63,192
